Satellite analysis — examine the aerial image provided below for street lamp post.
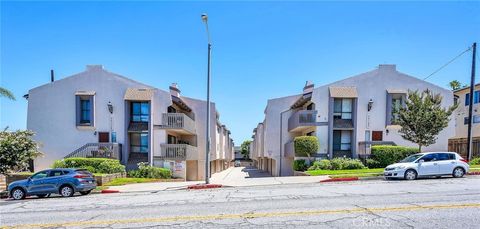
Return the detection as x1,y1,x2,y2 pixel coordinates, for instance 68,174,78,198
201,13,212,184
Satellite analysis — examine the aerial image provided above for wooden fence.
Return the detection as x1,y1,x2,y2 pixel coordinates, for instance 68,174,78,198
448,137,480,158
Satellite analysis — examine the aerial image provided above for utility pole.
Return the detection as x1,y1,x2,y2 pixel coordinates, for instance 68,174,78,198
202,13,212,184
466,42,476,161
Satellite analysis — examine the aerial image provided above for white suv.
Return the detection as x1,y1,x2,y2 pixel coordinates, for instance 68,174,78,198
384,152,469,180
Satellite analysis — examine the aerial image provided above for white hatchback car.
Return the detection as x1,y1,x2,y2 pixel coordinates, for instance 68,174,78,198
384,152,469,180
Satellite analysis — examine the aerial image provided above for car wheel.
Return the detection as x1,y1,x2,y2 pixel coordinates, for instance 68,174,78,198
80,190,91,195
452,167,465,178
37,194,48,198
404,169,417,180
11,188,26,200
60,185,74,197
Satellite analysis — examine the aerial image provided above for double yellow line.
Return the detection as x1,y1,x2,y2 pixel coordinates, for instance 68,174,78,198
3,203,480,228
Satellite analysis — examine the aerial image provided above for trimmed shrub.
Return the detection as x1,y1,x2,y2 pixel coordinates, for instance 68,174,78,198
294,136,319,159
365,159,382,169
469,157,480,165
330,158,366,170
52,158,125,174
128,162,171,179
308,160,332,170
370,145,419,168
293,159,308,171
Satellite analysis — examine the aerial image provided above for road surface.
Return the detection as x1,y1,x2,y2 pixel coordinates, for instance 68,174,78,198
1,176,480,228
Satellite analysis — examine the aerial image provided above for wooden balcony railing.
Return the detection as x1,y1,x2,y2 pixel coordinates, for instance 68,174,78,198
156,144,198,160
158,113,196,135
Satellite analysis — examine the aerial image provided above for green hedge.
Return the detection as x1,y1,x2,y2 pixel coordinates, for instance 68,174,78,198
308,158,365,170
294,136,319,158
370,145,419,168
293,159,308,171
127,163,171,179
470,157,480,165
52,158,125,174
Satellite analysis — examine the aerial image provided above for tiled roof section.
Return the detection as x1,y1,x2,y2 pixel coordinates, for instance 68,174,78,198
128,122,149,132
291,92,312,109
124,88,154,101
329,87,358,98
387,89,407,94
172,95,192,112
333,119,354,129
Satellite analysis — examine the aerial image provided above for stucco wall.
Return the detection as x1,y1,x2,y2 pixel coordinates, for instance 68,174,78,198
453,85,480,138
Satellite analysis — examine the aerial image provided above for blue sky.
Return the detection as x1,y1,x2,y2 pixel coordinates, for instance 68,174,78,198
1,1,479,144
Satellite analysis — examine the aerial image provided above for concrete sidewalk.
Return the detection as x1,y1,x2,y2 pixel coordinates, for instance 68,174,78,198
107,167,329,193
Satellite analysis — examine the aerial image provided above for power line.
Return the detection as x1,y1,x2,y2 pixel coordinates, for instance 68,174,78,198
423,46,472,80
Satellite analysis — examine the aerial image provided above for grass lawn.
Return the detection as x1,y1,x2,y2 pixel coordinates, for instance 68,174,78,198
105,178,161,186
470,164,480,170
329,173,383,178
306,168,384,176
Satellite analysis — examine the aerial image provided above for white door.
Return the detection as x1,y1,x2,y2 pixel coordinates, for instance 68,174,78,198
417,154,439,176
436,153,457,175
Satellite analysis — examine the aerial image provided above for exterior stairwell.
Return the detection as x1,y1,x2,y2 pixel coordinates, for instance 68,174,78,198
126,153,148,170
65,143,122,160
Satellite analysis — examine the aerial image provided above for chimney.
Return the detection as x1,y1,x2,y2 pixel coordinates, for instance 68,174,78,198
303,81,314,95
378,64,396,72
50,69,55,82
86,65,104,71
169,83,181,97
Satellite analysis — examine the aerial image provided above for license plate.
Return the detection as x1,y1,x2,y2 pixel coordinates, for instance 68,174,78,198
88,181,93,184
384,173,391,176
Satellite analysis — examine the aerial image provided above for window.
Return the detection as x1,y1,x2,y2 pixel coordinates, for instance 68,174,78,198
306,103,315,110
386,93,405,125
333,98,352,120
130,133,148,153
420,153,437,162
49,170,64,177
465,115,480,125
436,153,450,161
76,95,94,126
465,93,470,106
333,130,351,151
31,171,48,180
464,91,478,105
131,102,149,122
80,99,91,123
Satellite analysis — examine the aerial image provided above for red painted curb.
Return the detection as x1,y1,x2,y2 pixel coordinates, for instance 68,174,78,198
101,189,120,194
320,177,359,183
187,184,223,190
468,171,480,175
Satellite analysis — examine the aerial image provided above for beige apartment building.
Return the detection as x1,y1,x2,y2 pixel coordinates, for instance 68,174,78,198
250,64,455,176
26,65,234,181
449,83,480,157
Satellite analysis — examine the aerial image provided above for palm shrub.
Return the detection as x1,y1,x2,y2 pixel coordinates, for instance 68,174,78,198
370,145,419,168
294,136,319,162
128,162,172,179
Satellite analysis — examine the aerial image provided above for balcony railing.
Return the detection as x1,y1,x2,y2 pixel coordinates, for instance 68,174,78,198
288,110,318,132
158,113,196,135
65,143,122,160
156,144,198,160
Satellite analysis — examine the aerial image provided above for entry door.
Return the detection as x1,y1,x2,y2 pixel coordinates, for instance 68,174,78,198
98,132,110,143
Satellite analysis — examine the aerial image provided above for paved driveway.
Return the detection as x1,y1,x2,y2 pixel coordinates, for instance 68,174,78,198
210,166,329,187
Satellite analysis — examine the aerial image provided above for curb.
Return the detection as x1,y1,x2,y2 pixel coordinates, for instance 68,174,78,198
468,171,480,175
101,189,120,194
187,184,223,190
320,177,359,183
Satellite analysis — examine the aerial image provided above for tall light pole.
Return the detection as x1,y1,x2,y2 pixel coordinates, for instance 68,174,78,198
201,13,212,184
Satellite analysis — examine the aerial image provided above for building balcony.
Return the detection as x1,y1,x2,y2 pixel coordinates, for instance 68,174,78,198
156,144,198,160
288,110,318,132
158,113,196,135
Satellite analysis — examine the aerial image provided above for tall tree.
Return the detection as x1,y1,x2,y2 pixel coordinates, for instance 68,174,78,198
397,90,457,152
448,80,462,90
0,87,16,100
240,140,252,159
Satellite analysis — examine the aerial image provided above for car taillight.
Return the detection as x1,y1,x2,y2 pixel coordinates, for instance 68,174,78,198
74,174,89,178
460,158,468,163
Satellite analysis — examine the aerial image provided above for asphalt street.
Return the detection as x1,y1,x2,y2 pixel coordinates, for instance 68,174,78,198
1,176,480,228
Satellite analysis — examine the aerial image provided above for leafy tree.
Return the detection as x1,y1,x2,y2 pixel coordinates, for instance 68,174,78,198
294,136,319,163
0,129,42,175
397,90,457,152
240,140,252,159
0,87,15,100
448,80,462,90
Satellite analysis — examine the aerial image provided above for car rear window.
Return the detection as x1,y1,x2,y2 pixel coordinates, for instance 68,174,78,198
75,169,93,176
448,153,456,160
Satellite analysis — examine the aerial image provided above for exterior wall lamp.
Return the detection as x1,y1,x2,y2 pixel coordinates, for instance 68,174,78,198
107,101,113,114
368,99,373,111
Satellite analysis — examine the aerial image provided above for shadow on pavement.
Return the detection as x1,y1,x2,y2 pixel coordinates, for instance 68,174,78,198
241,166,272,179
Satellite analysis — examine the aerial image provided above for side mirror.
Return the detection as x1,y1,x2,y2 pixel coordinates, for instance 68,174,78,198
27,177,32,182
418,159,424,164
